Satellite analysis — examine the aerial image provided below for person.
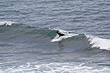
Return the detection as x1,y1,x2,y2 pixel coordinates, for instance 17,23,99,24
56,31,65,37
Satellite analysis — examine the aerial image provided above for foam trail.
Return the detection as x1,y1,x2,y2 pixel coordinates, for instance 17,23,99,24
0,21,16,26
86,35,110,50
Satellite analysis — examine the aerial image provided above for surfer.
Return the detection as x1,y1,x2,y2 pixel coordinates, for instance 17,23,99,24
56,31,65,37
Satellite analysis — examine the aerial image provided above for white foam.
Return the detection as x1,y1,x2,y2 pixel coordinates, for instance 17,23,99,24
1,62,109,73
86,35,110,50
0,21,16,26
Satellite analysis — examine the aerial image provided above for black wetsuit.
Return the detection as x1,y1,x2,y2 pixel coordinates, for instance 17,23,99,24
57,32,65,37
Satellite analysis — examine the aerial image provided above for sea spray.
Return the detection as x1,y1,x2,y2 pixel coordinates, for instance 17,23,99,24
86,35,110,50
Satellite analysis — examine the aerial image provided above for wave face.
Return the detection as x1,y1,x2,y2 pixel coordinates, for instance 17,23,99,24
0,22,110,50
0,22,56,42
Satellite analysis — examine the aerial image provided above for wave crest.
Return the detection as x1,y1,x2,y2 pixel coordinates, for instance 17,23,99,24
0,21,17,26
86,35,110,50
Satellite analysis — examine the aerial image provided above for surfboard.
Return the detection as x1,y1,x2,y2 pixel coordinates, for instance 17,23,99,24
51,35,62,42
51,33,79,42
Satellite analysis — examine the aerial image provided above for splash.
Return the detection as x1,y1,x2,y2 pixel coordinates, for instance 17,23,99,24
0,21,17,26
86,35,110,50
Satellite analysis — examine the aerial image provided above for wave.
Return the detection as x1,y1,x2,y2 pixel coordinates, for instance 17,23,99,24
0,21,17,26
0,21,56,38
0,21,110,50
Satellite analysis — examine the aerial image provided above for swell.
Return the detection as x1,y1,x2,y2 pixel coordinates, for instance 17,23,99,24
0,22,87,42
0,22,56,39
0,21,110,50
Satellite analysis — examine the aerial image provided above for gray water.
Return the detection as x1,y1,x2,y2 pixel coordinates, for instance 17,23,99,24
0,0,110,73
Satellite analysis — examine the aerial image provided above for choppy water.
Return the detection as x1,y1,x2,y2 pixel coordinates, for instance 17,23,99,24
0,0,110,73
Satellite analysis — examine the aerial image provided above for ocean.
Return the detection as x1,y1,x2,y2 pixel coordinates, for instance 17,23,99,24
0,0,110,73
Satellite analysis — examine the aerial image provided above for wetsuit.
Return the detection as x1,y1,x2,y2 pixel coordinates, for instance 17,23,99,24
57,32,65,37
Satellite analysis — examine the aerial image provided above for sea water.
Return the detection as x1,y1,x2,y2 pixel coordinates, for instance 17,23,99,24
0,0,110,73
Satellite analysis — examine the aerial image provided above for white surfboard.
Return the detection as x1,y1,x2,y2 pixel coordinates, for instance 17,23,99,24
51,34,78,42
51,35,61,42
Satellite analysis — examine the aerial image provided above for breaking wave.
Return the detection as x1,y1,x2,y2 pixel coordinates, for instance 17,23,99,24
0,21,110,50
